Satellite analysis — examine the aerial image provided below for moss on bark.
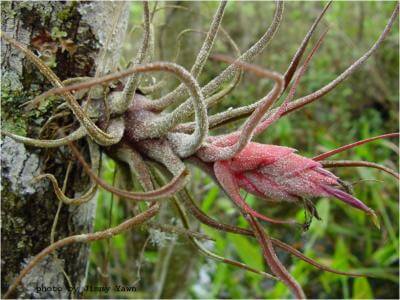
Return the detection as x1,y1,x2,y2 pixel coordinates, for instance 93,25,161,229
1,2,128,298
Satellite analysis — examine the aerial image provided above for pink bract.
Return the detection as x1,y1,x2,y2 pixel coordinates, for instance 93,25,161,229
212,142,377,221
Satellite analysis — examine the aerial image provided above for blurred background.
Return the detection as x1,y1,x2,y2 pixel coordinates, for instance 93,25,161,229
85,2,399,298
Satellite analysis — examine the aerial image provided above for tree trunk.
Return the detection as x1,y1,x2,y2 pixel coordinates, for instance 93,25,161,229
1,2,128,298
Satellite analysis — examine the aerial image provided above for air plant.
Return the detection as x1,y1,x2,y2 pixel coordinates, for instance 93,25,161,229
1,1,399,299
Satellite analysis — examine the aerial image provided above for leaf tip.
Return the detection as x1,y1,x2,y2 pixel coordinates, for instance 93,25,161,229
369,211,380,230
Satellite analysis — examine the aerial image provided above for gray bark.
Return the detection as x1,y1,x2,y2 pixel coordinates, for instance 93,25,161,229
1,2,128,298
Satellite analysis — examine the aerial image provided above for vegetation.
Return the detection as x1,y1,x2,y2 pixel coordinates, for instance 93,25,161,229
2,1,398,299
87,2,398,299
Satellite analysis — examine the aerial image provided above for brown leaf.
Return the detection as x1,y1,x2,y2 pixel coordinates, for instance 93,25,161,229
60,38,77,55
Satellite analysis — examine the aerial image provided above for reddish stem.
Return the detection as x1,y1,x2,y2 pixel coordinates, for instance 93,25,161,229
313,133,399,161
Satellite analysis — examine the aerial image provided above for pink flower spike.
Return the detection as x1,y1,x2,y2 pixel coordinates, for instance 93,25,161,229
203,140,381,229
229,143,294,172
214,161,296,225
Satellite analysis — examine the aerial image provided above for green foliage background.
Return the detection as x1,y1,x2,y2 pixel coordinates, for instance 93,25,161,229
86,2,398,299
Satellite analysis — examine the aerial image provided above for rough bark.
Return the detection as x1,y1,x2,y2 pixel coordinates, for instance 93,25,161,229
1,2,128,298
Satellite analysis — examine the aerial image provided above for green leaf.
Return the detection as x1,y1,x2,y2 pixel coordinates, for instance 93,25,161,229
211,263,228,297
112,234,127,263
201,186,219,212
309,198,330,238
372,243,398,266
144,251,158,263
266,281,290,299
352,278,374,299
227,234,263,271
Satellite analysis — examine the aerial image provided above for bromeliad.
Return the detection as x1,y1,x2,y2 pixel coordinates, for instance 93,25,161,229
2,1,399,299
